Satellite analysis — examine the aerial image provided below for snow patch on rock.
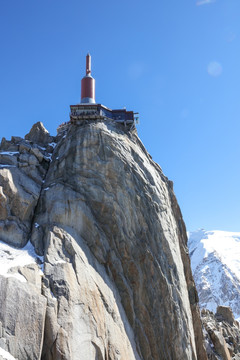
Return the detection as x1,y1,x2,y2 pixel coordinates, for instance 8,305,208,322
0,152,19,156
0,347,17,360
0,240,43,281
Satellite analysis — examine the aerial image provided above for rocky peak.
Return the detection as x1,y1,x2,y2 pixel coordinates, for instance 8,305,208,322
0,120,207,359
25,121,54,146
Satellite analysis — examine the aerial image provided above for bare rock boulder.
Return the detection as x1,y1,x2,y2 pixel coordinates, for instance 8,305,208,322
216,306,235,326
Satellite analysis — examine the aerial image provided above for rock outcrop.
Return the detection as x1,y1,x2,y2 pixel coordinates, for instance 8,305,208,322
0,123,56,248
0,120,207,359
201,307,240,360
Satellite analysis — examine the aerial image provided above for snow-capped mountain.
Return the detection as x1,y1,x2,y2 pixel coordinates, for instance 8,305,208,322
188,229,240,321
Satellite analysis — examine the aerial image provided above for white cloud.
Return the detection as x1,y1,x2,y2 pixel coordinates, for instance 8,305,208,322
196,0,216,6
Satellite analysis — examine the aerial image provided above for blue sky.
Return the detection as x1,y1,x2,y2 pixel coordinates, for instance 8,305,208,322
0,0,239,231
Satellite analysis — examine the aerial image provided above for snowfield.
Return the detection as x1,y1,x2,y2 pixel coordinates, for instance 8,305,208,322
188,229,240,321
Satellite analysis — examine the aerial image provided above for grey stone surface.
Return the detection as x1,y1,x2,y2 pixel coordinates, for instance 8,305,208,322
0,275,47,360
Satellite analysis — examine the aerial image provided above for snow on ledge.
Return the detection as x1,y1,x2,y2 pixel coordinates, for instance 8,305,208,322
0,240,43,282
0,151,19,156
0,347,17,360
0,165,16,168
48,142,57,148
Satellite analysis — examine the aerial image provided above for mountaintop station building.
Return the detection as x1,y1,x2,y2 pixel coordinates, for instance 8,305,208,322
58,54,138,133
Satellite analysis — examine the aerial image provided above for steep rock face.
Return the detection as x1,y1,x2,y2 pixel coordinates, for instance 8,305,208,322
0,274,47,360
31,121,205,359
0,242,47,360
0,121,207,359
169,191,207,360
0,124,55,247
41,227,139,360
0,124,54,359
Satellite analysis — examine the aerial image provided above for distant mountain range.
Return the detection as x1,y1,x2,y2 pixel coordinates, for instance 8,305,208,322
188,229,240,321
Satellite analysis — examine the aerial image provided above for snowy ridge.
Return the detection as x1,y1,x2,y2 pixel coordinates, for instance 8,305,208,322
188,229,240,321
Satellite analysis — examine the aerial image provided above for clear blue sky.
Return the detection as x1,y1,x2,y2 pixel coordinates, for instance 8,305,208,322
0,0,239,231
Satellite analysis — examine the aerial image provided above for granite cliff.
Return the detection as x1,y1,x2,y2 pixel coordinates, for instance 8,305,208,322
0,121,207,360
